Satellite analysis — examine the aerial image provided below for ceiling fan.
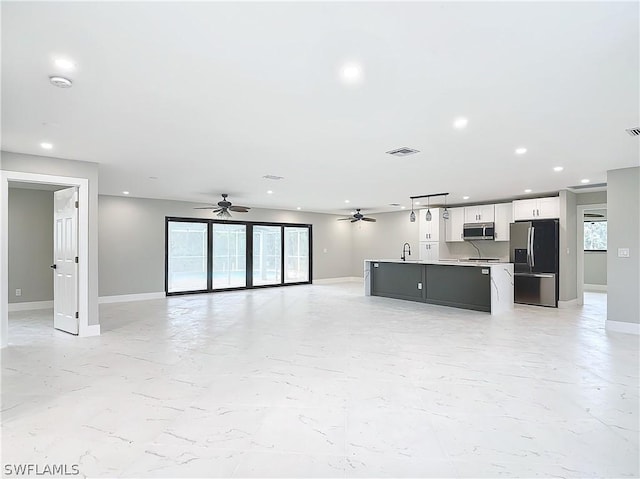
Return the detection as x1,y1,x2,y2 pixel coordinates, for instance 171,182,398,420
337,209,377,223
194,194,251,218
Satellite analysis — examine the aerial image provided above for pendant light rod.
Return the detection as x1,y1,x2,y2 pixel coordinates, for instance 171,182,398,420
409,192,449,200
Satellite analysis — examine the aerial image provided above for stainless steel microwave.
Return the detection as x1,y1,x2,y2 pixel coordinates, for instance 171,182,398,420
463,222,495,240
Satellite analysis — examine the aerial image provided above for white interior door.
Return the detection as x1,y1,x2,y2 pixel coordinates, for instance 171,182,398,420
53,187,79,334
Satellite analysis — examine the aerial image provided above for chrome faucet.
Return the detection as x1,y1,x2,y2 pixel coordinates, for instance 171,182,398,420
401,242,411,261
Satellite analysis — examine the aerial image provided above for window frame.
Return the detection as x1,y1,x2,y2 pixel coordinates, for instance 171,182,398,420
165,217,313,296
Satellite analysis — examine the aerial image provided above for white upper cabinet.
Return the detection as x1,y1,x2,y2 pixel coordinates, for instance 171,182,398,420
513,197,560,220
418,208,444,241
493,203,512,241
464,204,495,223
445,207,465,242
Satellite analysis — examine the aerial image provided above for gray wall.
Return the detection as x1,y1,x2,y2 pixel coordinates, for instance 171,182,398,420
350,210,420,276
559,190,578,302
1,151,100,325
8,188,54,303
98,195,353,296
577,191,607,205
584,251,607,286
607,167,639,324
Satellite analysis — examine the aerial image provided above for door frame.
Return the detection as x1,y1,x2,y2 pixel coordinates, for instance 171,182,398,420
0,171,90,348
576,202,607,306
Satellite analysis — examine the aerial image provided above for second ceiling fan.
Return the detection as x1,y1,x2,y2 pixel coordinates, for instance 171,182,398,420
338,209,376,223
194,194,250,218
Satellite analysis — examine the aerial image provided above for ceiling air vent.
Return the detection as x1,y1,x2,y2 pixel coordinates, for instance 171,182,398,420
386,147,420,157
262,175,284,180
626,127,640,137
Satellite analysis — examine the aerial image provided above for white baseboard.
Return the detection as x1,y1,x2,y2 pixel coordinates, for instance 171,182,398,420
98,292,165,304
8,300,53,312
313,277,363,284
584,284,607,292
606,320,640,335
558,298,579,309
79,324,101,337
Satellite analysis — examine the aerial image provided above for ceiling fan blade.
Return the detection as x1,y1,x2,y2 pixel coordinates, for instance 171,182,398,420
211,208,223,213
362,217,377,222
229,206,250,212
350,219,359,223
337,217,352,221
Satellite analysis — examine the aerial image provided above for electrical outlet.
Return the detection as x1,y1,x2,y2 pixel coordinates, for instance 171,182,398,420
618,248,630,258
15,289,22,297
417,282,423,290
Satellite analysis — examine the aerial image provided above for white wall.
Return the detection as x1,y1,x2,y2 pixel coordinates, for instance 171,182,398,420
98,195,353,296
606,167,639,325
1,151,100,326
559,190,578,302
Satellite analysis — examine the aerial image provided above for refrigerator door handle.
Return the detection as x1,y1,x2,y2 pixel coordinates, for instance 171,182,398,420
530,226,535,268
526,227,532,267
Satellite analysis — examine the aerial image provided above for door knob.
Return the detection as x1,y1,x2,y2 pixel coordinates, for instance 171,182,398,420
50,264,57,269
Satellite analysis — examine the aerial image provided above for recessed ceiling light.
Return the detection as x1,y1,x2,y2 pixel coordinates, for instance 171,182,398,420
296,207,301,210
581,179,590,184
267,190,273,194
462,196,470,200
341,62,362,84
524,189,532,193
453,117,468,129
415,201,421,205
40,142,53,150
54,57,75,70
553,166,564,172
515,147,527,155
122,191,130,195
400,206,406,209
344,200,350,204
49,76,72,88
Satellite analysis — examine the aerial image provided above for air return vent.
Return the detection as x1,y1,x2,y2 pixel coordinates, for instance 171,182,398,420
386,147,420,157
626,127,640,137
262,175,284,180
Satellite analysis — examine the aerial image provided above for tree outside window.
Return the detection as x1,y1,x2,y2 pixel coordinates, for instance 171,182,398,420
584,221,607,251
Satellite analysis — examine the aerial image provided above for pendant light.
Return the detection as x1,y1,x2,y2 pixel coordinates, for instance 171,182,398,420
425,196,432,221
409,198,416,222
442,194,450,220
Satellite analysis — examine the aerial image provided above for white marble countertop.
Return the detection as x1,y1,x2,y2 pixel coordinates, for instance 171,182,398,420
365,258,512,267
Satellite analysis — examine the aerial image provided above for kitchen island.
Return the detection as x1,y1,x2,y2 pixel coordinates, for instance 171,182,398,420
364,259,514,314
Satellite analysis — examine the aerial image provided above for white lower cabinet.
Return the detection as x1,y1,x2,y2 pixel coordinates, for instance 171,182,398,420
419,241,440,261
445,207,465,242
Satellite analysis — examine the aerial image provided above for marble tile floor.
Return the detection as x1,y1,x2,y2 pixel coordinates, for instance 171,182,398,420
2,284,638,478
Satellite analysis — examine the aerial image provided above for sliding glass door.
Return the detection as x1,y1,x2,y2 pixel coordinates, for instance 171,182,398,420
212,223,246,289
253,225,282,286
285,227,309,283
167,221,208,293
166,218,311,295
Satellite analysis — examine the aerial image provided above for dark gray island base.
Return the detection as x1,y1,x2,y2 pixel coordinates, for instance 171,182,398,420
364,260,514,315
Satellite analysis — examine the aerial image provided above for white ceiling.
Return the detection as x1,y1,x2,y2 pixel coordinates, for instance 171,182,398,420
2,1,638,214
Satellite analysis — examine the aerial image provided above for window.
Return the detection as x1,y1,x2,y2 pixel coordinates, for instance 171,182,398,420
584,221,607,251
165,218,311,295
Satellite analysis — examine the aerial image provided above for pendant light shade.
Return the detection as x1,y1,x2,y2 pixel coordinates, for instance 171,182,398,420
442,195,450,220
409,198,416,222
425,197,432,221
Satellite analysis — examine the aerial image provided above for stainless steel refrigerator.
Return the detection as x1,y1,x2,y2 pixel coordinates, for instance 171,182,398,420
509,219,559,307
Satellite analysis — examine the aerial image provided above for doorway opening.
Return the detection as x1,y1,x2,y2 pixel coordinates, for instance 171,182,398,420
577,203,607,310
0,171,94,348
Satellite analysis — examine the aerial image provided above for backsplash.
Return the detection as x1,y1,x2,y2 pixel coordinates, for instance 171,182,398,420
444,241,510,261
